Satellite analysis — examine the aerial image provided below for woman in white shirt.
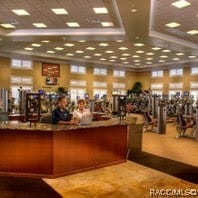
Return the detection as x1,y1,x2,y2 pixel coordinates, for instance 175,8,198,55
73,99,91,122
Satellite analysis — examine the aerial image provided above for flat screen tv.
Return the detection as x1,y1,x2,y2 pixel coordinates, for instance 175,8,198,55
46,77,57,85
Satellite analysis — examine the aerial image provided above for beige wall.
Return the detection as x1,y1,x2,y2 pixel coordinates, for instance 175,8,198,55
137,67,197,94
0,57,137,97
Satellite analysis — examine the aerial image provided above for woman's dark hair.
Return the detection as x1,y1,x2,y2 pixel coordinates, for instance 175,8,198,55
57,96,67,103
77,99,85,104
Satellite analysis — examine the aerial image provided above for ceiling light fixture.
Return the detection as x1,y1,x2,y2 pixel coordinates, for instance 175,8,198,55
0,23,15,28
51,8,68,15
188,55,196,58
158,60,165,63
171,0,191,8
99,43,109,47
78,40,86,42
93,7,108,14
31,43,41,47
94,53,102,56
100,58,107,61
55,47,64,51
136,50,144,54
12,9,30,16
152,47,161,50
66,53,74,56
32,23,47,28
84,56,91,59
75,50,84,53
101,22,114,27
134,43,144,47
116,40,123,42
132,55,140,58
64,43,74,47
110,56,118,59
122,53,131,56
165,22,181,28
24,47,33,51
119,47,128,50
162,49,171,52
42,40,50,43
172,57,180,60
66,22,80,27
160,55,168,58
186,30,198,35
105,50,114,53
176,52,184,56
146,52,154,55
86,47,96,50
47,50,55,54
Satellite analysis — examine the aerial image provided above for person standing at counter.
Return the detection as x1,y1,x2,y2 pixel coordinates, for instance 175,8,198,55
73,99,91,122
52,96,76,124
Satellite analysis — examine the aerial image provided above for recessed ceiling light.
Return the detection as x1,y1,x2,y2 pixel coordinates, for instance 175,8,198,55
171,0,191,8
84,56,91,59
176,52,184,56
66,22,80,27
64,43,74,47
55,47,64,51
105,50,114,53
120,57,127,60
152,47,161,50
99,43,109,47
78,40,86,42
158,60,165,63
122,53,131,56
93,7,108,14
109,59,116,62
75,50,84,53
146,52,154,55
146,57,153,60
110,56,118,59
94,53,102,56
116,40,123,42
32,23,47,28
160,55,168,58
186,30,198,35
134,43,144,47
132,55,140,58
133,60,140,62
162,49,171,52
51,8,68,15
66,53,74,56
0,23,15,28
123,61,129,64
42,40,50,43
165,22,181,28
100,58,107,61
47,50,55,54
86,47,95,50
172,57,180,60
188,55,196,58
119,47,128,50
101,22,114,27
24,47,33,51
136,50,144,54
12,9,30,16
146,62,152,64
31,43,41,47
131,9,137,13
135,63,140,66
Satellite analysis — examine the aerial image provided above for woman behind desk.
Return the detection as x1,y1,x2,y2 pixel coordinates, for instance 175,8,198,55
52,96,76,124
73,99,91,123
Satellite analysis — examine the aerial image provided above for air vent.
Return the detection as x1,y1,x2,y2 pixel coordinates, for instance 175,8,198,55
86,17,101,23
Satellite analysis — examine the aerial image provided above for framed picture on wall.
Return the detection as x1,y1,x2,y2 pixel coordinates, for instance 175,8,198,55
42,63,60,77
46,77,58,85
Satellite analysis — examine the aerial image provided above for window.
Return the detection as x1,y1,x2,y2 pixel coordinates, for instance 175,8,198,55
93,81,107,88
152,90,163,95
70,80,86,87
191,67,198,75
113,70,125,77
70,65,86,74
113,82,126,89
169,82,183,89
11,59,33,69
11,76,33,84
169,90,182,99
11,86,32,105
151,70,163,78
190,82,198,89
190,91,198,101
112,90,126,95
93,68,107,76
169,68,183,76
93,89,107,98
151,83,163,90
70,88,86,101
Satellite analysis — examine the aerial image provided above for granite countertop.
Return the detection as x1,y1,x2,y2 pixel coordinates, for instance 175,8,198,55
0,118,130,132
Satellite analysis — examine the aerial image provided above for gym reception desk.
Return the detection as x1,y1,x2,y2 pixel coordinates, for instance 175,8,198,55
0,120,128,178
